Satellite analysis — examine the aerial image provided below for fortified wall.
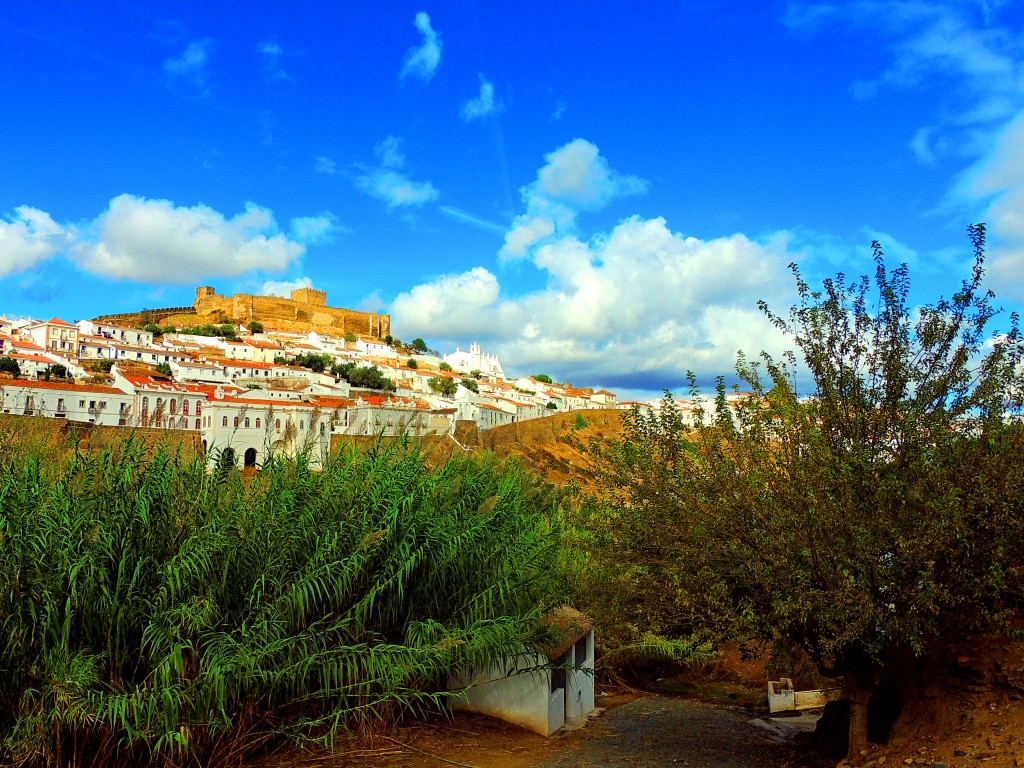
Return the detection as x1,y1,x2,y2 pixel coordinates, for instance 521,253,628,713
95,286,390,339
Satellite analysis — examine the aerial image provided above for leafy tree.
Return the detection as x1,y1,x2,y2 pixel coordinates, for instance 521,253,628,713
161,325,176,335
533,373,553,384
384,334,393,345
0,357,22,378
545,401,557,410
141,323,161,335
333,361,395,391
154,363,173,377
573,413,588,430
219,323,236,336
460,377,479,393
88,359,115,374
247,321,264,334
411,338,428,353
428,376,458,398
469,369,482,379
587,226,1024,758
406,358,418,369
344,332,358,343
439,362,453,372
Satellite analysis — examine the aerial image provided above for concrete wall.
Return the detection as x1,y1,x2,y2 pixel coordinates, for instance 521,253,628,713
450,651,562,736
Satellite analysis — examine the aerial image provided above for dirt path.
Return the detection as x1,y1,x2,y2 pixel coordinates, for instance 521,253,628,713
307,694,804,768
535,697,795,768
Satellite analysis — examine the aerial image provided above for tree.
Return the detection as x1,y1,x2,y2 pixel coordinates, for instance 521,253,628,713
439,362,453,372
469,369,482,379
545,401,557,410
45,364,69,380
344,333,358,342
154,363,173,377
411,338,428,353
161,325,176,335
406,358,418,369
384,334,393,345
533,373,553,384
141,323,161,335
247,321,264,334
428,376,458,398
460,377,479,393
588,226,1024,758
0,357,22,378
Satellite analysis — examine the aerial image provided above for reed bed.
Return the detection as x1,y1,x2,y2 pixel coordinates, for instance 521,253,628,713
0,433,563,767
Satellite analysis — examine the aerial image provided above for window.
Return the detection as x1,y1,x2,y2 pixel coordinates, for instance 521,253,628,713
57,398,65,411
319,422,325,434
299,420,304,430
79,400,85,408
244,418,250,428
222,416,228,427
233,417,239,428
195,418,201,430
195,401,202,415
275,419,281,430
183,401,190,415
169,399,176,415
255,418,261,428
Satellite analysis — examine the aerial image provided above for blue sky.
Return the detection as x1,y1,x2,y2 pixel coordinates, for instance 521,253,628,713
2,1,1023,395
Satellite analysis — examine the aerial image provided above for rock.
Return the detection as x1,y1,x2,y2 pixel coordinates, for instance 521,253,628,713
954,749,969,757
878,757,887,765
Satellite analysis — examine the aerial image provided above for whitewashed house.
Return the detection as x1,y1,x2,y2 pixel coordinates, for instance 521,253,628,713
445,341,506,380
0,379,134,426
76,320,153,348
450,607,595,736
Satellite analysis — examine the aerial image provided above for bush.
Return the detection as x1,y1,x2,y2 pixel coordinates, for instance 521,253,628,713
0,356,21,377
0,436,564,766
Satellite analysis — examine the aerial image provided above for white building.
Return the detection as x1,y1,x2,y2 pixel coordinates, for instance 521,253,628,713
24,318,79,358
76,320,153,348
0,379,134,426
444,342,506,380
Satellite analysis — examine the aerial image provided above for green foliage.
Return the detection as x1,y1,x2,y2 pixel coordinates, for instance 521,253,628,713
0,434,564,766
545,401,557,410
428,376,458,398
161,325,176,335
439,362,453,372
573,414,588,430
460,377,479,393
43,364,69,381
344,333,358,343
88,359,115,374
288,352,331,373
181,324,238,339
533,374,553,384
406,358,417,369
154,362,173,377
411,338,428,353
247,321,264,334
141,323,162,334
0,356,21,376
584,226,1024,754
331,361,395,392
469,369,482,379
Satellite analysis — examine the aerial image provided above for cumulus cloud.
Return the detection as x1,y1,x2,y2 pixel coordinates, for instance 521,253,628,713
400,12,442,82
392,217,796,386
261,276,314,297
461,73,500,121
355,171,439,209
500,138,648,260
0,206,68,278
72,194,304,283
164,39,212,95
289,213,345,245
355,136,439,209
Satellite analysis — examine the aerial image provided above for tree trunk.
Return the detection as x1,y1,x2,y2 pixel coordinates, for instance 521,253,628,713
846,672,874,760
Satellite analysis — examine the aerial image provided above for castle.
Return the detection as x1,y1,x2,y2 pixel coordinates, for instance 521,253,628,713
94,285,390,338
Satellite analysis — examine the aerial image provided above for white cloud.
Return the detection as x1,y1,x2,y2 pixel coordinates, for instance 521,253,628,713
461,73,501,121
261,277,313,297
356,137,439,209
375,136,406,169
314,156,337,175
259,40,290,82
355,171,439,209
164,39,212,95
72,194,304,283
500,138,648,260
392,217,796,386
400,11,442,82
0,206,68,278
289,213,344,245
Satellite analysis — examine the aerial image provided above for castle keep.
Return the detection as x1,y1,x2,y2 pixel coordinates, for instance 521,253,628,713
95,285,390,338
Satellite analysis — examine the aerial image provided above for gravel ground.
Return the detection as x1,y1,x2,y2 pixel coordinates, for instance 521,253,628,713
535,697,796,768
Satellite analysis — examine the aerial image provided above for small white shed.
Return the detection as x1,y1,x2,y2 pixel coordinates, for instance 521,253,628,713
450,607,595,736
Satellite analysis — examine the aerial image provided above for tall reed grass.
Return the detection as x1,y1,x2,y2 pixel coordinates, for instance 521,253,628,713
0,431,563,767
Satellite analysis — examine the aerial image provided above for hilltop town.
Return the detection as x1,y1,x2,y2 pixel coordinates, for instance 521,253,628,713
0,284,622,466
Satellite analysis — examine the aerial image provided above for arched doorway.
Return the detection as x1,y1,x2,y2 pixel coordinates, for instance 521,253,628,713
244,447,257,468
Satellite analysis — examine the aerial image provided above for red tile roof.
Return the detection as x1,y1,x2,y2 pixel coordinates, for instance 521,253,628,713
2,379,125,394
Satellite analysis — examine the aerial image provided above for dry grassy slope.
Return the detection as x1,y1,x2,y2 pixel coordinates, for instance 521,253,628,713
464,409,626,490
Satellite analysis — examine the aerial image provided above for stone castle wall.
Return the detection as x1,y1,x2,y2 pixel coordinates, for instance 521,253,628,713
96,286,390,339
